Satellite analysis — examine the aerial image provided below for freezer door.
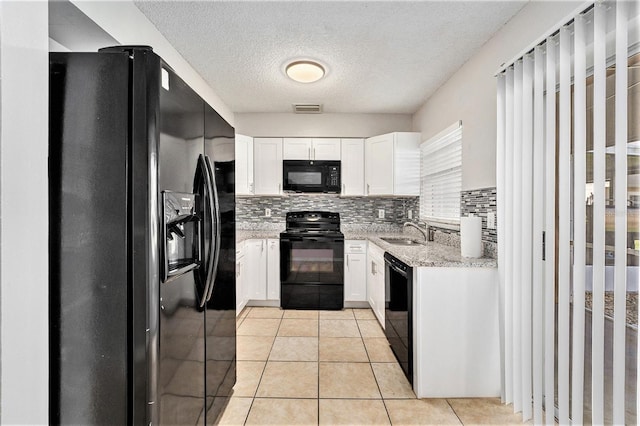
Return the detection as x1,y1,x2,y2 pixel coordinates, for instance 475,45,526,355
158,64,207,425
202,103,237,421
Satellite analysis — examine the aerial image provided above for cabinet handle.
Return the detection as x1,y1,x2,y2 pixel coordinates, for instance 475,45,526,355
346,254,349,268
313,148,316,159
342,183,345,194
261,240,264,252
367,184,370,195
278,183,281,194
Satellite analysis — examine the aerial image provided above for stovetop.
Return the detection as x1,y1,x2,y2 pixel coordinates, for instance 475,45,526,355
284,211,341,234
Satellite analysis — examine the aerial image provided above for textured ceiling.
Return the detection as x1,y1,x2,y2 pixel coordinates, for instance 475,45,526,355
134,1,527,114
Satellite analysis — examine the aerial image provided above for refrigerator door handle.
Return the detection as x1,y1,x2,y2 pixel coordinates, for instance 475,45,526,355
203,155,221,303
197,154,216,308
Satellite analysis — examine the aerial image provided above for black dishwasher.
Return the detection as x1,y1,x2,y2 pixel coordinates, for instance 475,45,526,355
384,252,413,384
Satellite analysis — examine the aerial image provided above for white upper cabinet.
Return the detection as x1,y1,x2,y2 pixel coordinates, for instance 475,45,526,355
253,138,283,195
340,138,365,196
283,138,312,160
235,134,254,195
311,138,341,160
283,138,341,160
365,132,420,196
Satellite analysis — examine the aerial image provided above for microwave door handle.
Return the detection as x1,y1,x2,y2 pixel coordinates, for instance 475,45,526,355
204,155,221,303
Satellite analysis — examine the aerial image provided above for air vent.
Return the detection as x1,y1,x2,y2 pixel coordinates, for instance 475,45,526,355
293,103,322,114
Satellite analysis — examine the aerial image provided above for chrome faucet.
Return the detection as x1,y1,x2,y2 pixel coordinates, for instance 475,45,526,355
403,222,432,242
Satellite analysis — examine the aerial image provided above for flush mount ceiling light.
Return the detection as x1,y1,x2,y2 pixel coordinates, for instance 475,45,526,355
285,60,325,83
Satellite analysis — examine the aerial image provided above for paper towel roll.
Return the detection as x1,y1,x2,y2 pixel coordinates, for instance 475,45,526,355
460,216,483,258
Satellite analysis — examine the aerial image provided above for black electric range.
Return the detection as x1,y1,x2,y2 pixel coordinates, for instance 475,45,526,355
279,211,344,310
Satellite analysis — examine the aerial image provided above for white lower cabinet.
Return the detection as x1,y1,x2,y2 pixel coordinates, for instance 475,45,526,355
243,238,280,304
413,267,499,398
366,242,385,328
235,241,247,316
266,239,280,301
245,239,267,300
344,240,367,302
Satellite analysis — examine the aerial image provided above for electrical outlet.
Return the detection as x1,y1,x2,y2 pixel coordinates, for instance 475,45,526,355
265,208,271,217
378,209,385,219
487,212,496,229
407,210,413,219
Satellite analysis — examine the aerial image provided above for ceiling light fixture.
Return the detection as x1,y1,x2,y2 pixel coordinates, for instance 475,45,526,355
285,60,325,83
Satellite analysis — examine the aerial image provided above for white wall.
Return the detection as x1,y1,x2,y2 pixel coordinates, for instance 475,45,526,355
0,1,49,423
412,1,583,191
235,112,412,138
70,0,234,126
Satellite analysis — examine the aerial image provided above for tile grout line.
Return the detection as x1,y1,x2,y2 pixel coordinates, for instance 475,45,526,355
355,312,394,425
241,308,283,425
445,399,465,425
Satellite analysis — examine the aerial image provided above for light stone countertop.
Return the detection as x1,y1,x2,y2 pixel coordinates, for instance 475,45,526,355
237,228,497,268
237,229,283,242
343,231,497,268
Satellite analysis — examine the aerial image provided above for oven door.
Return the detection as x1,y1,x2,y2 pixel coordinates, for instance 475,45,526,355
280,234,344,309
280,235,344,284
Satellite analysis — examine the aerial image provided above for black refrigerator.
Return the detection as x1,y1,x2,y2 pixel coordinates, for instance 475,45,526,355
49,46,236,425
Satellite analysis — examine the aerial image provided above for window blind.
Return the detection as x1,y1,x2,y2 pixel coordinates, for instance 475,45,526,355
419,121,462,224
496,1,639,424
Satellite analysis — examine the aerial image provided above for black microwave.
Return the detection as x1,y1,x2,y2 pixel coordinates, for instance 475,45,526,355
283,160,341,193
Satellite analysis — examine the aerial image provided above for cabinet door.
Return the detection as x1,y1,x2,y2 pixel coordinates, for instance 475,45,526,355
245,239,267,300
312,138,341,160
236,256,244,315
283,138,312,160
254,138,283,195
340,139,365,195
235,134,254,195
367,248,377,312
392,133,421,196
266,239,280,301
345,253,367,302
365,133,394,195
373,256,385,328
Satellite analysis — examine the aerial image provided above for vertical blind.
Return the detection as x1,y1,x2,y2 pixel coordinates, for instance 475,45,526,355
496,1,639,424
419,121,462,223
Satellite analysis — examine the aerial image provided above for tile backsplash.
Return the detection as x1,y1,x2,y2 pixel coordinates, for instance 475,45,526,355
413,186,498,258
460,187,497,243
236,195,419,228
236,187,497,258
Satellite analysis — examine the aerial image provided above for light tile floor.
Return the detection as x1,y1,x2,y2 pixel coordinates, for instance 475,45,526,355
208,307,532,425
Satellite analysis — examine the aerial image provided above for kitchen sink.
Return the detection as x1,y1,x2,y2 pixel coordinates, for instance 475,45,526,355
379,237,425,246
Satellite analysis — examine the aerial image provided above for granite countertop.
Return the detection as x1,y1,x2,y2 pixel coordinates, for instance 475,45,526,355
238,228,496,268
343,231,497,268
236,229,283,243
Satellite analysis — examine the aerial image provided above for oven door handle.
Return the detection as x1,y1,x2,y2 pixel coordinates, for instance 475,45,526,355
292,237,343,243
280,236,302,242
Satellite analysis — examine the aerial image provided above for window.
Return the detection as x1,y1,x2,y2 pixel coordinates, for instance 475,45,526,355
419,121,462,225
